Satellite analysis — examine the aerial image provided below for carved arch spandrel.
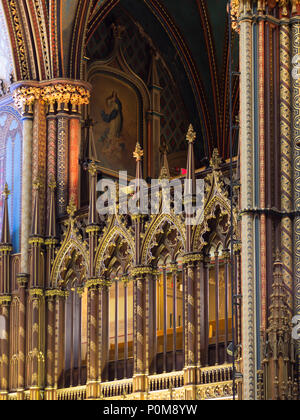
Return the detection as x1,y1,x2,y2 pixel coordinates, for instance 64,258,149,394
50,218,89,289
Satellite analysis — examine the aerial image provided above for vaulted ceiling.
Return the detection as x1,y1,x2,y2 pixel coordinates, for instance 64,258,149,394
0,0,239,160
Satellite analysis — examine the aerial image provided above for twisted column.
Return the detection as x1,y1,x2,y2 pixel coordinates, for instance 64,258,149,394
239,11,256,400
132,267,151,394
16,274,28,400
280,19,293,316
86,279,100,399
28,289,44,400
44,292,55,400
292,20,300,392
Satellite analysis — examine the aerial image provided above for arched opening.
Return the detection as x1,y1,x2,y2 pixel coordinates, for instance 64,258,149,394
144,219,185,375
96,231,135,382
55,248,88,389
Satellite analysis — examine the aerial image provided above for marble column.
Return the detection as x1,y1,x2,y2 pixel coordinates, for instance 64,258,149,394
21,112,34,273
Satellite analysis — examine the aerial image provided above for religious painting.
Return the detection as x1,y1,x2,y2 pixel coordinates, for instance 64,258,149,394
90,73,140,176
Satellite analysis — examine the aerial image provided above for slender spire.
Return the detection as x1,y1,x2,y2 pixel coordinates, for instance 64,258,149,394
185,125,197,253
268,250,289,334
88,161,99,225
1,183,11,245
159,142,170,180
147,50,160,87
31,180,42,237
46,178,57,239
185,124,196,195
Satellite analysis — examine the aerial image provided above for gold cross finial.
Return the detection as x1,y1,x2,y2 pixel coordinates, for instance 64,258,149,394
2,183,10,199
67,196,77,218
133,142,144,161
186,124,196,144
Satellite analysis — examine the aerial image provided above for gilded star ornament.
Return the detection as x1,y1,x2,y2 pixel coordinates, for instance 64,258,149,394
133,142,144,161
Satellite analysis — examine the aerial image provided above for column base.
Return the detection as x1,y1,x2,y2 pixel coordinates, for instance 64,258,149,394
184,385,196,400
133,374,148,393
87,381,100,399
183,366,197,386
0,392,8,401
17,389,25,400
29,387,43,400
44,388,56,400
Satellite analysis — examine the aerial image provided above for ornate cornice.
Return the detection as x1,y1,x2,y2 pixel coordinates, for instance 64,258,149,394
231,0,300,26
29,288,44,298
0,295,12,305
45,289,67,299
131,266,154,277
182,253,203,265
86,278,112,289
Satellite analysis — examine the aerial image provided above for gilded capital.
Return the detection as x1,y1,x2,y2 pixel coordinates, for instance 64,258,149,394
12,81,91,115
13,86,40,115
42,83,90,113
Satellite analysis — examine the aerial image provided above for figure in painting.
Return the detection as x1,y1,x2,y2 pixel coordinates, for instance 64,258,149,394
100,91,123,143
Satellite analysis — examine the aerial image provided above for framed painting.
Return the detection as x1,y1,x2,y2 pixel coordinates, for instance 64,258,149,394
89,72,142,177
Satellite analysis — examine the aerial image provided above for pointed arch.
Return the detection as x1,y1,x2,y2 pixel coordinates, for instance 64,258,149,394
192,165,238,251
141,213,185,265
94,222,135,276
50,221,89,288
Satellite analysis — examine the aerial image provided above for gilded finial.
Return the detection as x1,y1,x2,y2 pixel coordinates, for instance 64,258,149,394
133,142,144,161
186,124,196,144
2,183,10,199
210,148,222,170
67,196,77,218
88,160,97,177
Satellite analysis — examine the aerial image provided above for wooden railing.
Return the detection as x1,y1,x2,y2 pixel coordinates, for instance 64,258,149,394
56,386,86,401
200,364,233,384
101,378,133,398
6,364,236,400
148,371,184,392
